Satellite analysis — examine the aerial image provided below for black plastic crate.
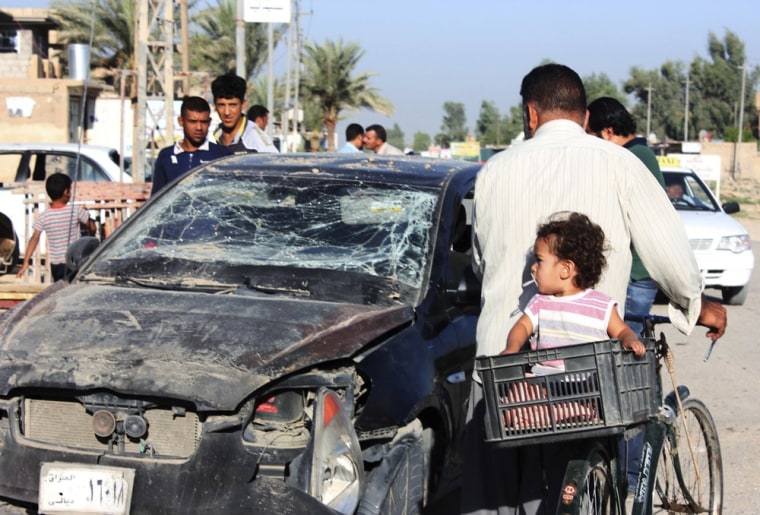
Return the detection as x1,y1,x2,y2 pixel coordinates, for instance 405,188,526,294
475,339,660,447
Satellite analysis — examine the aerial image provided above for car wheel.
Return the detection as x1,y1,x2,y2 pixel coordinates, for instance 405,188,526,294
357,422,426,515
722,285,749,305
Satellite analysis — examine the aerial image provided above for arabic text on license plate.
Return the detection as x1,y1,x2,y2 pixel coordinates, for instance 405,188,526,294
39,462,134,514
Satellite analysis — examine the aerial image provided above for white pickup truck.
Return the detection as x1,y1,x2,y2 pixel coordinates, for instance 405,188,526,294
0,143,133,273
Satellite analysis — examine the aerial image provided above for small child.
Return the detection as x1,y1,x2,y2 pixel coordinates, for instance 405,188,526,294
16,173,95,282
502,212,645,372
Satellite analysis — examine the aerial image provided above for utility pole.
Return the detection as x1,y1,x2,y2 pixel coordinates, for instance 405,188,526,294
134,0,175,183
646,83,652,138
179,0,190,95
732,61,747,179
281,0,293,152
236,0,245,78
683,73,690,142
267,22,274,138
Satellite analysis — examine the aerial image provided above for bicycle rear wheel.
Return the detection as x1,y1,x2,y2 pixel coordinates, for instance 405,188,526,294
653,398,723,514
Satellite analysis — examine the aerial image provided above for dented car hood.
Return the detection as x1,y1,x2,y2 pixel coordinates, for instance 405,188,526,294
0,283,413,411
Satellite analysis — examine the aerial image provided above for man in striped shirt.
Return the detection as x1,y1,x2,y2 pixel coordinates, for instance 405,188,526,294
16,173,95,282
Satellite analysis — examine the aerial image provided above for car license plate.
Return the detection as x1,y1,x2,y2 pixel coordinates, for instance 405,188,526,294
39,462,134,514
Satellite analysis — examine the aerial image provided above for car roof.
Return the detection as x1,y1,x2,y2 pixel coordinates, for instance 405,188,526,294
203,153,482,189
0,142,120,154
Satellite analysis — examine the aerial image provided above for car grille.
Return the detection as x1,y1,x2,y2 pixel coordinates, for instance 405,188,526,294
689,238,714,252
23,399,201,458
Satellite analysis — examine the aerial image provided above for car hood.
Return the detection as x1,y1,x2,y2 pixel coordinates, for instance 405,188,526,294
677,210,750,240
0,283,413,411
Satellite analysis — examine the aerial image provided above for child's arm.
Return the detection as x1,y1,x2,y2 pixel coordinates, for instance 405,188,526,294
608,309,646,356
87,218,96,236
16,230,42,278
502,314,533,355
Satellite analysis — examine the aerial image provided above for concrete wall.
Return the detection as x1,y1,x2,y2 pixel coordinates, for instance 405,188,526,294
0,79,104,144
701,141,760,181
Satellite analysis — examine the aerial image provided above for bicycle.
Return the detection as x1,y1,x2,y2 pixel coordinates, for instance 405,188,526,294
475,315,723,515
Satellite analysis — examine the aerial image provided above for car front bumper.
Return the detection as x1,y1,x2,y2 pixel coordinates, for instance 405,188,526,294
695,249,754,288
0,406,331,515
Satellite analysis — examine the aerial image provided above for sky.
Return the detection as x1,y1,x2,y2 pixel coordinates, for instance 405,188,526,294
5,0,760,143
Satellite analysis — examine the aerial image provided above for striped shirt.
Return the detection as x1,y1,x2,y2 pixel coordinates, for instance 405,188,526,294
33,204,90,264
525,289,615,369
473,119,703,358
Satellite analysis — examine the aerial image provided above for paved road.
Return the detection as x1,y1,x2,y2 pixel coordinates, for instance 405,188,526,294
650,244,760,514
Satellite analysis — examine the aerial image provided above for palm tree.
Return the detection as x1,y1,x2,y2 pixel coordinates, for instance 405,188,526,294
300,38,393,151
50,0,137,94
190,0,283,82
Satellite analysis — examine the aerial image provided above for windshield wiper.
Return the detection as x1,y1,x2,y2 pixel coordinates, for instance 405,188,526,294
241,275,311,297
112,273,234,293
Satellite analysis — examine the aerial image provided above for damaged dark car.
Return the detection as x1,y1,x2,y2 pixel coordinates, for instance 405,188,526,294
0,153,481,514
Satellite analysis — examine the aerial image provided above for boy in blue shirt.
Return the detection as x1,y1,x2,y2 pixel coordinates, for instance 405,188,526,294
151,96,232,196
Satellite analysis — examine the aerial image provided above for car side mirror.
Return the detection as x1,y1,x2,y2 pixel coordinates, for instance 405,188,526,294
722,201,740,215
66,236,100,279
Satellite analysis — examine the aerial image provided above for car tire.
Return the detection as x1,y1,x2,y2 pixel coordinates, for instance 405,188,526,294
722,285,749,305
357,424,426,515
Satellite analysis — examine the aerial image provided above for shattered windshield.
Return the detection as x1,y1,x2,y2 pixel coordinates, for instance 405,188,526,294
81,170,441,304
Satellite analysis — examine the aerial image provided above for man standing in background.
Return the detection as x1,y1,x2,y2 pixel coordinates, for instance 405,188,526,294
151,96,231,196
363,124,403,155
339,123,365,152
211,73,277,153
246,104,280,153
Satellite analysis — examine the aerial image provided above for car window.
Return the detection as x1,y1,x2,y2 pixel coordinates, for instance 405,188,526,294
663,171,719,211
0,152,24,183
39,152,109,182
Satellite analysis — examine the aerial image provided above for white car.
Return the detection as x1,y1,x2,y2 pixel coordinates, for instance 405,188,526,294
0,143,132,262
662,167,754,305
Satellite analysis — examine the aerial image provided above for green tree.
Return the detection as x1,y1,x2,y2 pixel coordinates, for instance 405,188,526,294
300,38,393,151
387,123,405,150
689,30,759,140
190,0,281,82
412,131,431,152
583,73,626,105
50,0,137,94
502,105,526,143
438,101,468,147
476,100,502,146
624,61,688,141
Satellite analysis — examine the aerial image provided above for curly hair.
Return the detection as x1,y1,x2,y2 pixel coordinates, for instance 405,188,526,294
536,212,608,289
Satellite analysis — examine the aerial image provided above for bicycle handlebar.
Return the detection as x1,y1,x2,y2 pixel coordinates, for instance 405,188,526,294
625,314,719,362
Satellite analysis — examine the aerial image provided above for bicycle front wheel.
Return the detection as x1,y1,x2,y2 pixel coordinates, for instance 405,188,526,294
653,398,723,514
560,442,616,515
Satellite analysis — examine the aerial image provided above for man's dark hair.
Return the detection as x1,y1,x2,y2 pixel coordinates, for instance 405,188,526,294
586,97,636,137
520,64,586,114
537,211,608,290
180,96,211,117
246,104,269,121
365,124,387,142
211,73,247,102
345,123,364,140
45,172,72,201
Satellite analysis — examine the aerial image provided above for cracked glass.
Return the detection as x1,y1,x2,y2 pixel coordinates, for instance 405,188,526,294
82,170,441,304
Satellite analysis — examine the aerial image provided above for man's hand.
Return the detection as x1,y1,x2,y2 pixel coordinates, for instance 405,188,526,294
698,295,727,340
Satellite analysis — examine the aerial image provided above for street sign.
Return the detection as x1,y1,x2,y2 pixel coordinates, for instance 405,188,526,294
244,0,291,23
